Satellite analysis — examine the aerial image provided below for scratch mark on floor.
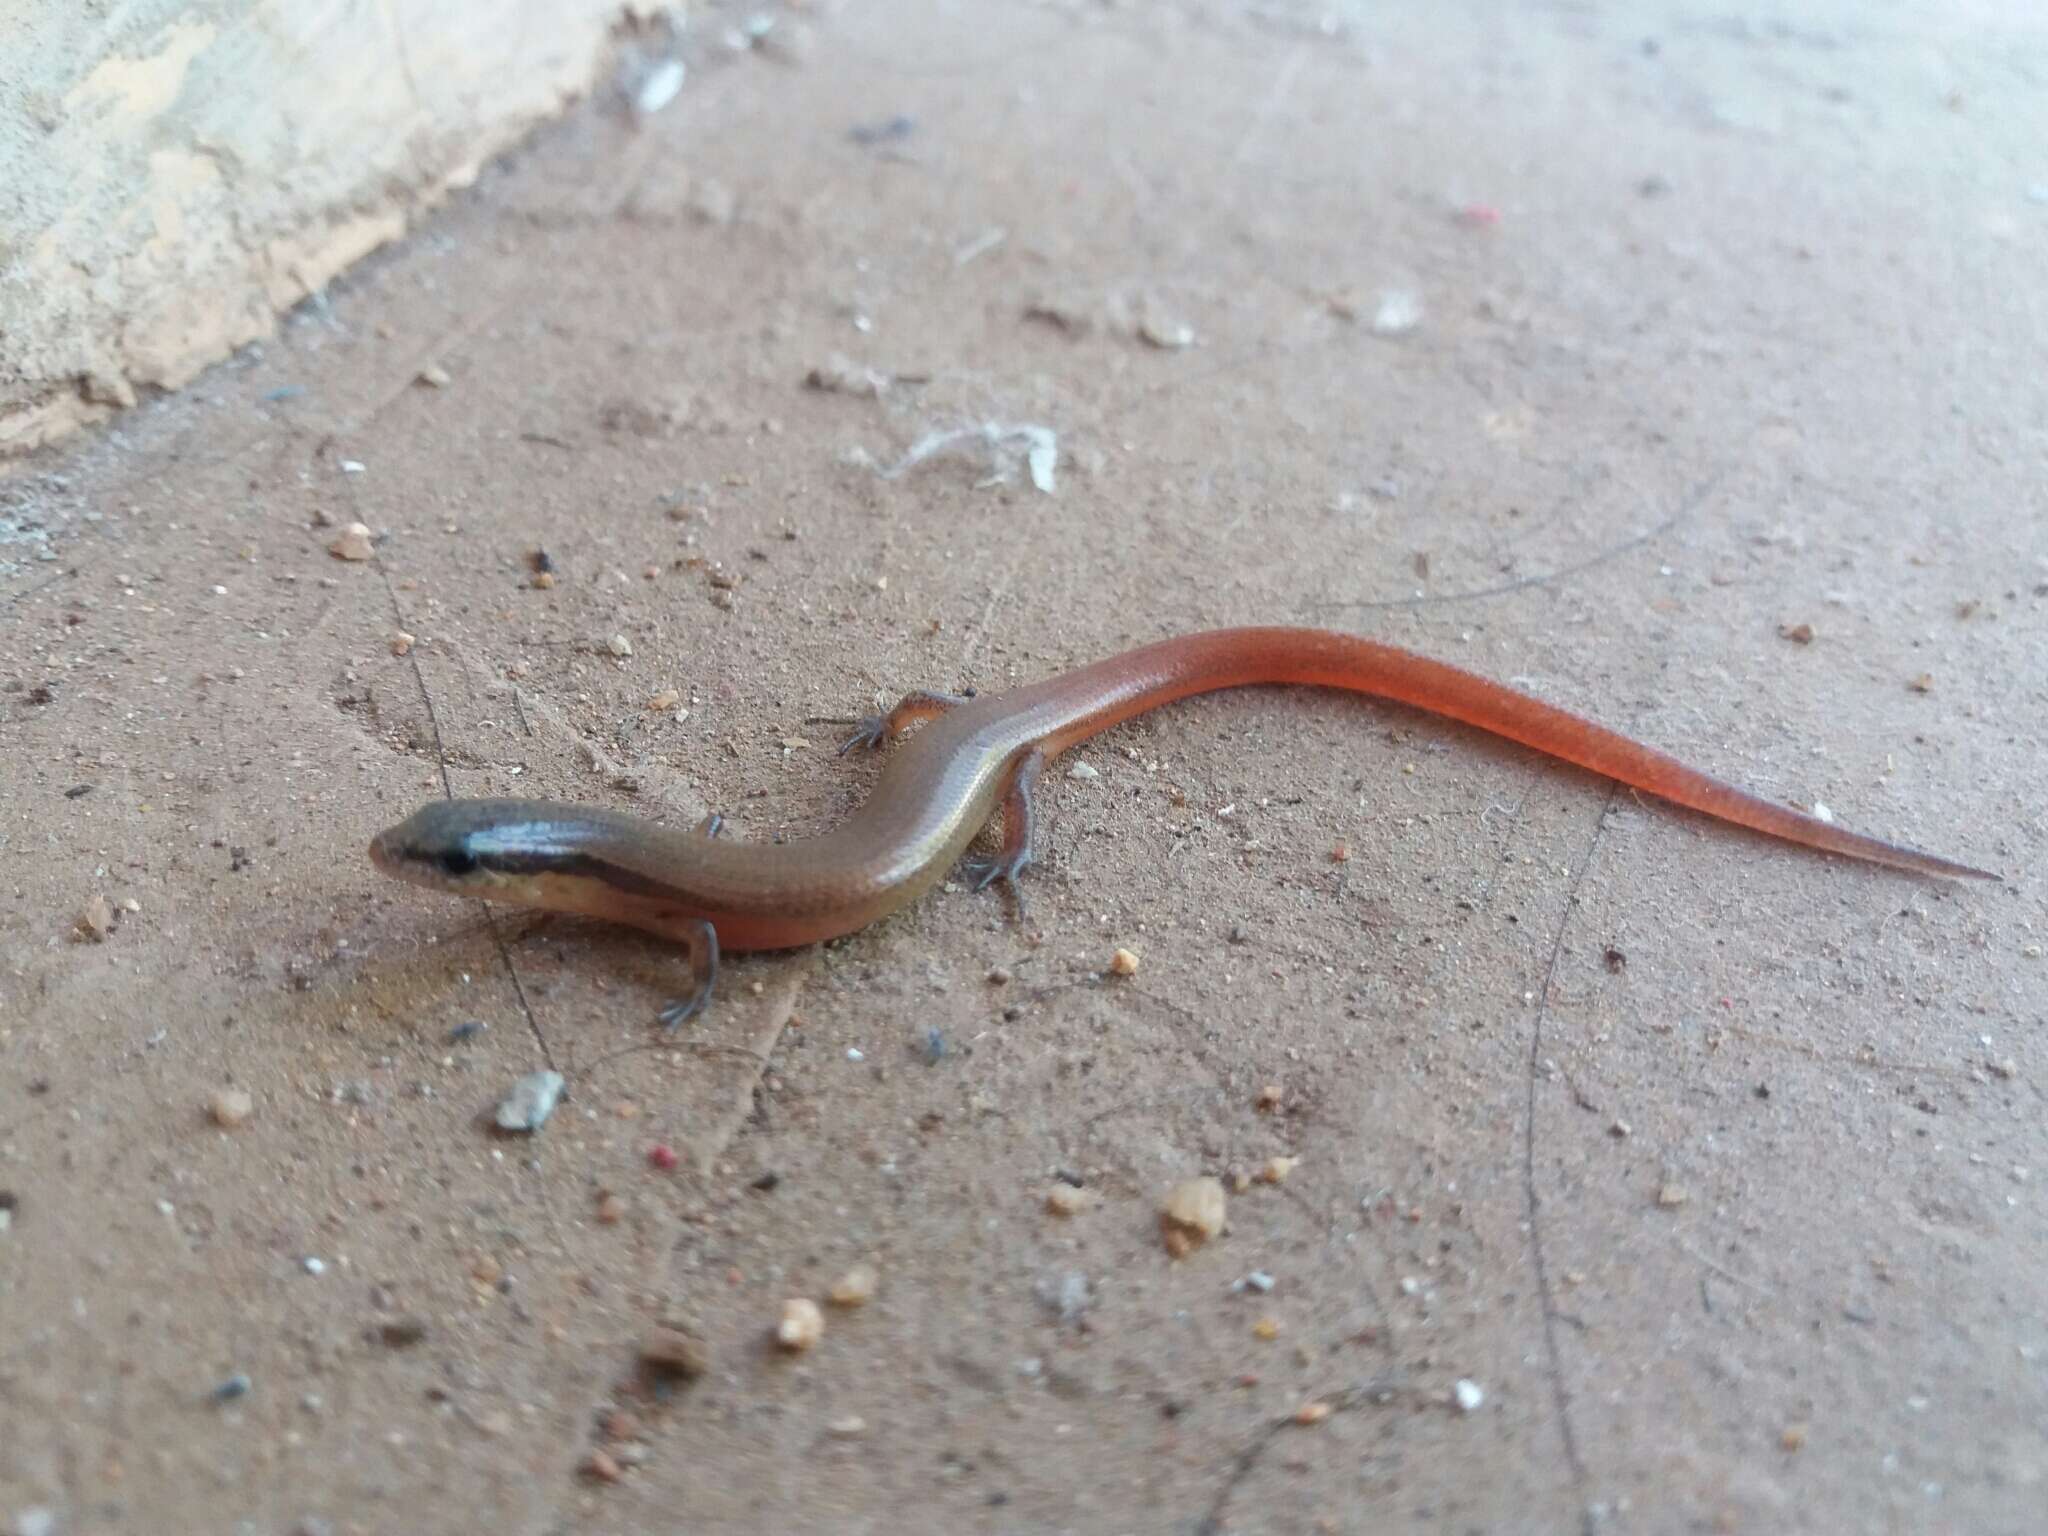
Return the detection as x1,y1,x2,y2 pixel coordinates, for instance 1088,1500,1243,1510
1313,470,1724,614
1194,1375,1404,1535
1522,782,1615,1535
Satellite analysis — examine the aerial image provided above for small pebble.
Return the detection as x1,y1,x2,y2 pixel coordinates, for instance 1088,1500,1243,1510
607,634,633,658
777,1297,825,1351
1045,1185,1090,1217
1137,313,1195,350
634,57,687,116
648,688,682,710
639,1325,709,1380
1066,762,1100,781
211,1372,252,1403
495,1070,566,1133
1988,1058,2018,1079
532,571,556,590
1453,1379,1485,1413
827,1414,868,1438
416,364,451,388
595,1191,626,1225
389,631,415,657
302,1256,325,1276
846,1047,865,1062
828,1264,877,1307
1779,621,1815,644
1255,1083,1283,1111
1610,1119,1632,1139
1370,290,1423,335
1036,1271,1094,1324
602,1409,643,1441
1238,1270,1276,1293
77,893,114,942
328,523,375,561
1780,1423,1808,1452
1252,1316,1280,1341
209,1088,254,1128
648,1143,679,1171
1293,1400,1332,1426
1655,1181,1689,1208
1258,1156,1298,1185
1109,947,1140,977
1160,1176,1226,1258
582,1448,623,1483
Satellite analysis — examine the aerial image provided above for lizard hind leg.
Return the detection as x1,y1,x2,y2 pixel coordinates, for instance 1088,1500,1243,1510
959,748,1045,918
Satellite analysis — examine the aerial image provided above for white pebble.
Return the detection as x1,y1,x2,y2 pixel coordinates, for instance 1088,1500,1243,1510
1454,1379,1485,1413
635,58,687,116
495,1070,566,1132
1371,290,1423,335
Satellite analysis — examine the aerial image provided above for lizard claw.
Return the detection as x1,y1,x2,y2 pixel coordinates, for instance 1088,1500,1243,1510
959,848,1033,920
837,716,890,755
658,988,711,1030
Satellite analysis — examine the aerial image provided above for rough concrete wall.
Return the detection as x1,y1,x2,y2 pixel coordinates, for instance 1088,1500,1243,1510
0,0,633,458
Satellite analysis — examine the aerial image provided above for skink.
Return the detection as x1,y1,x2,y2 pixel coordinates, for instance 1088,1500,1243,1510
367,626,1995,1024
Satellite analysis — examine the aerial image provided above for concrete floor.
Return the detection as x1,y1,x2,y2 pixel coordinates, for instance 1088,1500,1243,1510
3,3,2044,1533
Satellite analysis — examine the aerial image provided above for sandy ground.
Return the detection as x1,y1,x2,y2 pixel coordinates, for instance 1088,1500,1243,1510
4,3,2045,1533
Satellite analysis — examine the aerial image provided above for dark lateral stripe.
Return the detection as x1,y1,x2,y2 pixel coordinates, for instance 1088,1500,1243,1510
484,848,680,902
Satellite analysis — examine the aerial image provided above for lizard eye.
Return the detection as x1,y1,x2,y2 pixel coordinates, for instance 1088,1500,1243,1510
438,846,480,877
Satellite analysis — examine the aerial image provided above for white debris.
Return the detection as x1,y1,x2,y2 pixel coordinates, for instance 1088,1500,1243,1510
634,59,687,116
953,227,1008,267
805,353,891,397
847,421,1058,494
1371,290,1423,336
1453,1378,1485,1413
